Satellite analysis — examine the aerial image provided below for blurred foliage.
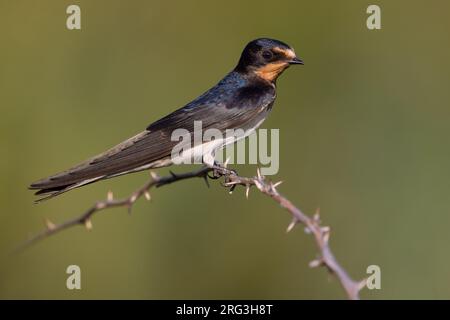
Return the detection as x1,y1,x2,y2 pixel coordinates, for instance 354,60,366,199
1,0,450,299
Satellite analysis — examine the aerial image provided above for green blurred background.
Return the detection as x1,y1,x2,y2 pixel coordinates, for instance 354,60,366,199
1,0,450,299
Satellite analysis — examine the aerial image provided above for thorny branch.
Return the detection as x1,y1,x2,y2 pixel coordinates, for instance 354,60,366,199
19,164,365,299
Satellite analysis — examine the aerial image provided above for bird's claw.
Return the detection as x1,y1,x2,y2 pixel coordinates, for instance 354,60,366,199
207,171,221,180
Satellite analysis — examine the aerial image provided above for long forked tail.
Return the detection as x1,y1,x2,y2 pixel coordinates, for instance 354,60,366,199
29,158,172,202
30,176,106,203
29,130,175,202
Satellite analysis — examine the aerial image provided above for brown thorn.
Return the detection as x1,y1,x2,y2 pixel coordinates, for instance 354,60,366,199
45,219,56,231
256,167,262,179
272,180,283,188
84,219,93,230
150,171,159,180
314,207,321,222
358,279,368,291
286,218,297,233
309,258,323,268
223,157,231,168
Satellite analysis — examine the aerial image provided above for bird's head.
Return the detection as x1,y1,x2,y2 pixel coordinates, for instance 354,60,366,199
235,38,303,83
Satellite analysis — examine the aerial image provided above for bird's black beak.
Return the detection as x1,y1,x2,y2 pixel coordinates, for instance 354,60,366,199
289,57,304,65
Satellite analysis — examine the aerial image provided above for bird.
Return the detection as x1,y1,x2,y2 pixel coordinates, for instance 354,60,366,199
29,38,303,202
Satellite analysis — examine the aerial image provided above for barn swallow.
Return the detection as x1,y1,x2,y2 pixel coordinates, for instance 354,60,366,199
30,38,303,201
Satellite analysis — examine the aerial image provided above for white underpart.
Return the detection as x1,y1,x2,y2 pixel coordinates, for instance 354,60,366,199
173,118,266,167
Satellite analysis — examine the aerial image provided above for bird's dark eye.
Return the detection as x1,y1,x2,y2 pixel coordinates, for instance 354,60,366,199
262,50,273,60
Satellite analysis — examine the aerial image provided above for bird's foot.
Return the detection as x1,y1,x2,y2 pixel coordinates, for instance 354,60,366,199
206,161,238,179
